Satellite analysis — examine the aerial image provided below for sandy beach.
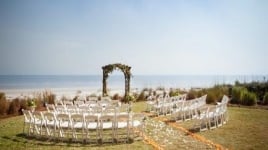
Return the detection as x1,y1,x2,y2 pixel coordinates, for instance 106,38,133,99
0,87,129,100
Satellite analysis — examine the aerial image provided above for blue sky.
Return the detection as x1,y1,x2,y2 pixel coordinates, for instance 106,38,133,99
0,0,267,75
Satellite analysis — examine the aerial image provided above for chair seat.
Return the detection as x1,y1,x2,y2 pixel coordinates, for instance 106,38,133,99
132,120,141,127
86,122,98,129
102,122,113,129
60,122,69,128
117,122,128,128
46,120,55,126
73,122,83,129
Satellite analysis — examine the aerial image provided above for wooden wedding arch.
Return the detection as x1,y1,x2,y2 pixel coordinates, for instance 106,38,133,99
102,63,131,97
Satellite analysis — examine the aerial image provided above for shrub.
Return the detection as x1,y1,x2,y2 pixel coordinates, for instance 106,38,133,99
231,86,247,104
263,92,268,105
124,95,135,103
20,99,28,113
27,98,36,107
197,90,206,97
8,98,21,115
241,91,257,106
169,89,180,97
35,97,43,109
187,90,198,100
132,93,139,101
206,91,217,104
40,91,56,104
137,91,146,101
112,93,121,100
0,92,8,115
47,94,55,104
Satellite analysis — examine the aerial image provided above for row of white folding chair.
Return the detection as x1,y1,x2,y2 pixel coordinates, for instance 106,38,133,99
55,99,113,107
147,95,186,113
52,103,130,115
192,102,228,131
166,94,207,117
169,95,207,121
147,94,200,115
22,109,144,143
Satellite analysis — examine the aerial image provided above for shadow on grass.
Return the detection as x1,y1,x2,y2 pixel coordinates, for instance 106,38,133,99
9,133,133,148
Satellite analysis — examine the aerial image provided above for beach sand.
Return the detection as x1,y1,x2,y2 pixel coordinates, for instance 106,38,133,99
0,87,129,100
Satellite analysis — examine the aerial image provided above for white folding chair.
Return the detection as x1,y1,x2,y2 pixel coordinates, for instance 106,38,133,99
193,107,209,131
57,113,71,139
74,100,85,106
208,106,217,130
99,114,115,143
115,114,130,143
55,105,67,114
131,113,145,141
22,109,34,135
46,104,56,112
118,104,129,115
70,114,85,141
32,111,46,136
84,114,99,143
78,105,91,114
66,105,78,114
63,100,73,106
170,101,184,122
43,112,57,138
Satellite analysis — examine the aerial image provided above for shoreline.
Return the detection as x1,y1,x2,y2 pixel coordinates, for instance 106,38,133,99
0,86,193,100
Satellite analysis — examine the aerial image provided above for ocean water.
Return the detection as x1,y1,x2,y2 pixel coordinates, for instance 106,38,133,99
0,75,267,99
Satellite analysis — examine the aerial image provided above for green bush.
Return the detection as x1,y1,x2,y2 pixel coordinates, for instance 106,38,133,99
137,91,146,101
132,93,139,101
206,92,217,104
241,91,257,106
19,99,28,113
0,92,8,115
112,93,121,100
231,86,247,104
169,89,180,97
27,98,36,107
124,95,135,103
205,85,229,104
8,98,20,115
263,92,268,105
197,90,206,97
187,90,198,100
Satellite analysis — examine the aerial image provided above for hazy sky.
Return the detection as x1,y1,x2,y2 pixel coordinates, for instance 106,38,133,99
0,0,267,75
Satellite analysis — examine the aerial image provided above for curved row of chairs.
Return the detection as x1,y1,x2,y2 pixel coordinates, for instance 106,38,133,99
191,95,229,131
46,101,129,115
146,94,229,132
22,106,145,143
55,97,117,107
147,94,207,118
168,95,207,121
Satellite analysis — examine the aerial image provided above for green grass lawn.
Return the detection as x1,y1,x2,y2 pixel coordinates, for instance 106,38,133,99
180,106,268,150
1,102,268,150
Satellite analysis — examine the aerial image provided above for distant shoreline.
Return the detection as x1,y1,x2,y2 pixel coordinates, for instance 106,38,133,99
0,75,267,99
